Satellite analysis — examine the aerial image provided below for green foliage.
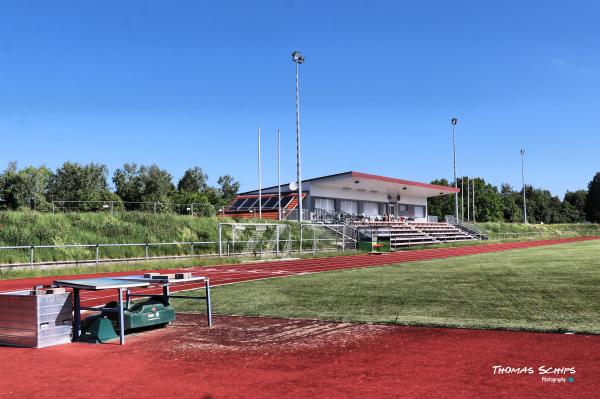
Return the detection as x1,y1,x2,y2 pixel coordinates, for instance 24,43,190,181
177,167,208,193
0,212,238,263
48,162,112,205
113,163,175,209
217,175,241,205
0,162,52,211
585,172,600,223
427,178,454,219
429,175,594,224
471,178,504,222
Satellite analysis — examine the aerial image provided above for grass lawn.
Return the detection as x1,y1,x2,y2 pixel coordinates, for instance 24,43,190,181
173,239,600,334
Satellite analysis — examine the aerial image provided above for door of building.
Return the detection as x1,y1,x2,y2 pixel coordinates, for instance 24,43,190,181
388,203,396,217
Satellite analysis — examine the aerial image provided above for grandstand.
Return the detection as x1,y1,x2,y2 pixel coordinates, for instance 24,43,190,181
354,221,477,249
223,171,487,248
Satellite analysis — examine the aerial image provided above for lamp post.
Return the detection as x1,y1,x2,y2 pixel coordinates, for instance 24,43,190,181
521,148,527,223
277,129,281,220
258,126,262,219
461,177,464,222
451,118,459,222
292,50,305,222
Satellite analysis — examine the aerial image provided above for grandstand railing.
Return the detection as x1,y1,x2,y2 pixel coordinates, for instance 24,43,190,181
445,216,489,240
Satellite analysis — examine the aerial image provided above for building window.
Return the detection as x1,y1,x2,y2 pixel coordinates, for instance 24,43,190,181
398,204,407,212
315,198,335,211
363,202,379,216
340,200,358,214
414,205,425,218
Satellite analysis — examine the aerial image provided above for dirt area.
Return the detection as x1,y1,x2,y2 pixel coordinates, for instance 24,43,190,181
1,314,598,398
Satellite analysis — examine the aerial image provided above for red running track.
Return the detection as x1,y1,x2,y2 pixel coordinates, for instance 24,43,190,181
0,236,596,308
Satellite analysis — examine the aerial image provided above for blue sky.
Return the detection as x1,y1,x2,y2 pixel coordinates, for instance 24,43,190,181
0,1,598,196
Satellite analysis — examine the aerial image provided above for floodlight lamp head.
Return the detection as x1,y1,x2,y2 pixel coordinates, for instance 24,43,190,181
451,118,458,126
521,149,525,155
292,51,304,64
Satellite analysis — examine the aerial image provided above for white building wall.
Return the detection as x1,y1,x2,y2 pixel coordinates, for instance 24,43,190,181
309,184,428,207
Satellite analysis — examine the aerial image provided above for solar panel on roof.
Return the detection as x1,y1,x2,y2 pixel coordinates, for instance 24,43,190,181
243,198,258,209
261,197,278,209
228,198,248,211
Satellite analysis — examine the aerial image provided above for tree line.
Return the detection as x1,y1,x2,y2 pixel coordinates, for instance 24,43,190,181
0,162,240,216
427,172,600,223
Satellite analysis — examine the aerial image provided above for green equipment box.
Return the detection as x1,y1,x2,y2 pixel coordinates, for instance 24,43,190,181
81,298,175,343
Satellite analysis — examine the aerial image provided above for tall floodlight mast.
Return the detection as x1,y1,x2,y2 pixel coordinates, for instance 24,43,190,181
521,149,527,223
292,50,305,222
451,118,459,222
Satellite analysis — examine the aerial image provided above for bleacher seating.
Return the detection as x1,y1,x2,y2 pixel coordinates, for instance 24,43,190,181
352,221,476,249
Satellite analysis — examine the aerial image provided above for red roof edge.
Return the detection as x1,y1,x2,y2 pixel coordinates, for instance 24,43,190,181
351,172,460,194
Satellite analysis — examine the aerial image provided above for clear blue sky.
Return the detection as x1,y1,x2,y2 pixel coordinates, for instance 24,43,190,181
1,1,598,197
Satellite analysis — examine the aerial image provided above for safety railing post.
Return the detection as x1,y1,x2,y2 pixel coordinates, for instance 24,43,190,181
276,225,280,256
30,246,34,267
95,244,99,265
145,243,149,259
190,242,194,256
218,224,223,257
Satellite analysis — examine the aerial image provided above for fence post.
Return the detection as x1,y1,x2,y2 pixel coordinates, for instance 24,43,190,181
276,225,280,256
218,224,223,257
190,242,194,256
153,202,157,213
259,240,263,258
52,202,55,214
110,201,114,216
232,227,235,254
300,224,303,253
313,226,317,254
145,243,149,259
30,246,34,267
342,233,345,252
96,244,99,265
191,203,194,217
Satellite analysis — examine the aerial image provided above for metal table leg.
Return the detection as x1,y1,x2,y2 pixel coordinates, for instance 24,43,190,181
73,288,81,341
126,289,131,310
205,279,212,327
163,284,170,304
118,288,125,345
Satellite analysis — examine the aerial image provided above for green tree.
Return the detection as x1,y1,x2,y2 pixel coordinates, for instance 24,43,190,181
563,190,587,222
113,163,175,211
217,175,240,205
47,162,111,206
471,178,504,222
584,172,600,223
500,183,523,223
427,178,454,220
0,162,52,210
177,167,208,193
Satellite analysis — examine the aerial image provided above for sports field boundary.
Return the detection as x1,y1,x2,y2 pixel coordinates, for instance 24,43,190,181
0,236,597,308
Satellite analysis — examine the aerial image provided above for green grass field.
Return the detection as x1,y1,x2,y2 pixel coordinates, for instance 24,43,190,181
173,239,600,334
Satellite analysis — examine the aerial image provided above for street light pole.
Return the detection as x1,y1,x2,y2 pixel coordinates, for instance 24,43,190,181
521,149,527,223
292,51,305,222
277,129,281,221
451,118,459,222
461,177,464,222
258,126,262,219
466,176,470,222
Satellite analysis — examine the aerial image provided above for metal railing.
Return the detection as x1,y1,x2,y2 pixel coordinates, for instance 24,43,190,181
49,200,219,216
0,241,218,268
445,215,489,240
0,234,357,269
